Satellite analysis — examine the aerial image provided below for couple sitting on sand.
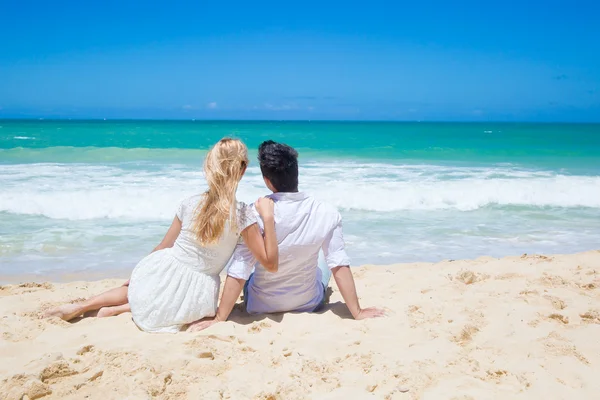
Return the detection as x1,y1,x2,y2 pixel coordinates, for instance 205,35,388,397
47,139,384,332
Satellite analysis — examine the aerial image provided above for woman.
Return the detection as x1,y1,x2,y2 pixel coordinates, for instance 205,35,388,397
46,138,278,333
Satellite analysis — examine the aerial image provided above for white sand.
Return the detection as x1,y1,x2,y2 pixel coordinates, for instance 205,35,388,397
1,251,599,399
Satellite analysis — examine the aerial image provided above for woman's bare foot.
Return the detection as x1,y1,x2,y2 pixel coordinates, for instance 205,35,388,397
97,304,130,318
45,303,85,321
97,306,118,318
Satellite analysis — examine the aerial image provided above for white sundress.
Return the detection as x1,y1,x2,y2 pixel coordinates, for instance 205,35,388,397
128,195,256,333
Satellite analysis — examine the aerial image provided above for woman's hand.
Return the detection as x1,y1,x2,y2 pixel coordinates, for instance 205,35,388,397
242,197,279,272
255,197,275,220
188,315,223,332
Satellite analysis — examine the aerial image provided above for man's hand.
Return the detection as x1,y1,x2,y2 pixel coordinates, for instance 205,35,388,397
332,266,386,320
188,315,223,332
355,307,386,320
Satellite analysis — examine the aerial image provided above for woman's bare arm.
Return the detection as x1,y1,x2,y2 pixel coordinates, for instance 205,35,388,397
240,198,278,272
152,216,182,252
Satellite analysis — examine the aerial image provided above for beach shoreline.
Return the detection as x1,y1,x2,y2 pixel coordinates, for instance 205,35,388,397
3,120,600,274
1,250,599,399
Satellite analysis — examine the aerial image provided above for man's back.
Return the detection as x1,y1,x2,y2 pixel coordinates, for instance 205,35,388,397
229,191,350,314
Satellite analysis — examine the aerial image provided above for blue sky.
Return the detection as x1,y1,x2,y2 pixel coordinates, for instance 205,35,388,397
1,0,599,121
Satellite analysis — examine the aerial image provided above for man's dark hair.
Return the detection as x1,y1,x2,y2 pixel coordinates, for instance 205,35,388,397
258,140,299,192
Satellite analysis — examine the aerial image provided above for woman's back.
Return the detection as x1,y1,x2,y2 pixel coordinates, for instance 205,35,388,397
128,194,256,332
172,195,256,275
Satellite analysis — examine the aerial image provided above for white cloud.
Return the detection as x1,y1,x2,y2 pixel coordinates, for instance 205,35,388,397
182,105,194,110
207,102,218,109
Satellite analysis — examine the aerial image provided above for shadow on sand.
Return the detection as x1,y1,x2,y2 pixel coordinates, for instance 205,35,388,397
226,286,353,325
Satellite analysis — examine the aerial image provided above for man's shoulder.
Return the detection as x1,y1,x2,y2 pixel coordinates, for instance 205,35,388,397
301,196,342,221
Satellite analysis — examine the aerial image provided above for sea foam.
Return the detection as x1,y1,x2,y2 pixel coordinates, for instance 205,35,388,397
1,162,599,221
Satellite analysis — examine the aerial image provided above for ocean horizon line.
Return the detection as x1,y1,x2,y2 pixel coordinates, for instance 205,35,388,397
1,118,600,125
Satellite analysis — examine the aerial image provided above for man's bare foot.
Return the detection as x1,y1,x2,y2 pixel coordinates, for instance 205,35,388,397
45,303,85,321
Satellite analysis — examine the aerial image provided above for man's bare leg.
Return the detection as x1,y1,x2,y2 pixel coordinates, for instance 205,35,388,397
45,286,129,321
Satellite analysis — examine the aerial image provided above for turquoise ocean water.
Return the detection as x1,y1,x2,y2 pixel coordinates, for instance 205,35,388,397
1,120,599,280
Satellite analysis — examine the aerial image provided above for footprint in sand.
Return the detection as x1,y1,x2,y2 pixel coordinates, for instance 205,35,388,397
544,295,567,310
2,359,100,400
40,360,79,383
18,282,54,289
578,282,597,290
547,313,569,324
451,324,480,345
540,331,590,365
519,289,539,296
185,338,217,359
366,383,378,393
2,282,55,296
455,270,489,285
248,321,272,334
537,273,570,288
77,345,95,355
206,334,236,343
484,370,531,390
485,369,509,382
147,372,173,397
0,374,52,400
248,325,262,333
73,369,104,390
197,351,215,360
580,310,600,324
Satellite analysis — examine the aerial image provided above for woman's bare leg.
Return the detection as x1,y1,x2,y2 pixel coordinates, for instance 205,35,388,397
46,286,129,321
97,303,131,318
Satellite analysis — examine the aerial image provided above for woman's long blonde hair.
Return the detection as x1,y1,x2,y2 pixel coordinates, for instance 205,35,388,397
192,138,249,245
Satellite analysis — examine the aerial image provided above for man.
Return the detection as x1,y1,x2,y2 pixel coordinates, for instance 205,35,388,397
190,140,384,331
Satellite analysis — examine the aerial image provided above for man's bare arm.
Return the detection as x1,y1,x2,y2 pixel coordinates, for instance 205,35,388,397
332,265,385,320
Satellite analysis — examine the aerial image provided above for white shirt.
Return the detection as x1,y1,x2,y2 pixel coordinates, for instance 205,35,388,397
227,192,351,314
